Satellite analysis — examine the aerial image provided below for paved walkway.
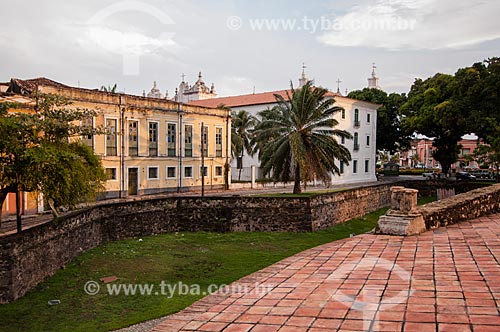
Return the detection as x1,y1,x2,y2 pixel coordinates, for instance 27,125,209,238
152,214,500,332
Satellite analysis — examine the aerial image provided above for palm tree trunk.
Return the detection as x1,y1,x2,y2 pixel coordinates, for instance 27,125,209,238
293,164,301,194
238,152,244,181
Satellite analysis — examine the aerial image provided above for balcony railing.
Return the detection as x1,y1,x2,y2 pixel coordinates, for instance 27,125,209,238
354,120,360,128
354,144,360,151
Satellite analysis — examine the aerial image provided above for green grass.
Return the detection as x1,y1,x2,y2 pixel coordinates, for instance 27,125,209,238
0,197,435,332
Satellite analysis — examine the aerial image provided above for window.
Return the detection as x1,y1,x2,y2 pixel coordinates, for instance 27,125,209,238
81,117,93,148
367,113,371,123
353,160,358,174
341,109,346,119
354,109,360,127
354,133,359,151
341,136,346,145
148,167,159,180
184,125,193,157
105,168,117,180
167,123,176,157
340,161,344,174
128,121,138,156
366,135,370,147
365,160,370,173
149,122,158,156
167,167,176,178
202,125,208,157
200,166,208,177
184,166,193,178
105,118,117,156
215,127,223,157
215,166,223,177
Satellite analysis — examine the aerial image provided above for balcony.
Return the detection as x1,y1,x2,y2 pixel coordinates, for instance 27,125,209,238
353,144,360,151
354,120,361,128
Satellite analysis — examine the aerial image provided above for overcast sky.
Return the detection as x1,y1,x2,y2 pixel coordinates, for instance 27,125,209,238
1,0,499,97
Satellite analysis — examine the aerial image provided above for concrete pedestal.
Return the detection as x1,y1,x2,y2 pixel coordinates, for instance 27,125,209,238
377,186,426,236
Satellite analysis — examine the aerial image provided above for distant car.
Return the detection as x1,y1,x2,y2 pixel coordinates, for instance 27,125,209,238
471,170,492,179
456,172,476,180
422,171,441,180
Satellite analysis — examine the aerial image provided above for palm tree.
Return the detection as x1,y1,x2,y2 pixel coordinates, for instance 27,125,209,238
254,81,352,194
100,84,117,93
231,110,257,181
410,153,420,168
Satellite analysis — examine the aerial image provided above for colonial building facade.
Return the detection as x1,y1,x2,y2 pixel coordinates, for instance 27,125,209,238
3,78,231,208
190,71,380,185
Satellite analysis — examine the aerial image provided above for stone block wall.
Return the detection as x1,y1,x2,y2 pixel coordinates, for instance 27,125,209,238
310,185,392,231
418,183,500,230
0,180,495,303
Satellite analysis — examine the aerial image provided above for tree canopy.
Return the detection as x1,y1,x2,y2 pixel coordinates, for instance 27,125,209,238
400,73,468,174
0,94,106,228
347,88,410,153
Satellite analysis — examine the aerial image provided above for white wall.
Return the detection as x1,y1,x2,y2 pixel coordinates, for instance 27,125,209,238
231,97,378,185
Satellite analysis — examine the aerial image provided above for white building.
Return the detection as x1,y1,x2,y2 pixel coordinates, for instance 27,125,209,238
190,69,380,185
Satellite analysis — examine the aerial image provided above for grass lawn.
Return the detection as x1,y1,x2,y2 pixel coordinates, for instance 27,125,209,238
0,196,434,332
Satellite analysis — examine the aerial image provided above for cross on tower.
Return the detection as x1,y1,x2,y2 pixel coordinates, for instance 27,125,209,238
336,78,342,93
181,73,186,82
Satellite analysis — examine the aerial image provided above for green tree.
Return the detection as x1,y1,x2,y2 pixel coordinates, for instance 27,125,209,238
231,109,257,181
455,58,500,143
100,84,118,93
0,94,106,230
254,81,351,194
347,88,410,153
401,74,466,175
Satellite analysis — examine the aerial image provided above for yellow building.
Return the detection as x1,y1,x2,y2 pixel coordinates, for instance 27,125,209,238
2,78,231,214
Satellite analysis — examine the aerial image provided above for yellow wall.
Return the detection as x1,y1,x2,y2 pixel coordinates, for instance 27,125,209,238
39,86,232,197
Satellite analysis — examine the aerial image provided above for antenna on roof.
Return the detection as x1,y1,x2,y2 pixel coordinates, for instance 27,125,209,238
253,86,256,94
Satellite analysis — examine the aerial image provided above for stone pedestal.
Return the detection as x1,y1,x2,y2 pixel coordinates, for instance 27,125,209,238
377,186,426,236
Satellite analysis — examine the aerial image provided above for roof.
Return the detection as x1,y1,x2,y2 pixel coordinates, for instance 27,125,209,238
188,88,381,109
8,77,68,94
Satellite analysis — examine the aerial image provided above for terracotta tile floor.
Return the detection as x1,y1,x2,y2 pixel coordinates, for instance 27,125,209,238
153,214,500,332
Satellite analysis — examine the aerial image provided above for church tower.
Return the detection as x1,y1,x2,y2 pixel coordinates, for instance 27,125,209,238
368,63,381,90
174,72,217,103
298,63,308,87
147,81,164,99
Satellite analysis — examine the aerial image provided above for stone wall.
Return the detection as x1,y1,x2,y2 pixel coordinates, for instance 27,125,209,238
0,195,312,303
310,185,392,231
0,180,494,303
418,183,500,230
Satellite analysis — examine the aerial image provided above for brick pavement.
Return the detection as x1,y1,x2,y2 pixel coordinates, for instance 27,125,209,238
152,214,500,332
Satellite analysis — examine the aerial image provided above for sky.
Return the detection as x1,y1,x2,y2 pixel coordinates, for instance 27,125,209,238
1,0,499,98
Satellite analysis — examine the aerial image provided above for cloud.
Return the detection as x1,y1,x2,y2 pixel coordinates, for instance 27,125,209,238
318,0,500,50
81,26,178,56
216,76,256,97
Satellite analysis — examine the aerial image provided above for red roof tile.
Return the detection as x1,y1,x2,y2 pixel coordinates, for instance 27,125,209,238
187,89,378,109
9,77,69,94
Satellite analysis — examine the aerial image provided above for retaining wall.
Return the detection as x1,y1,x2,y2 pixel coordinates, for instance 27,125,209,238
0,180,493,303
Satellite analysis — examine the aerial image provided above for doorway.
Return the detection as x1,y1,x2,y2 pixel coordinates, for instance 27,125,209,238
128,168,138,196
